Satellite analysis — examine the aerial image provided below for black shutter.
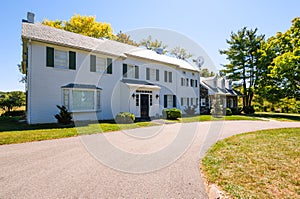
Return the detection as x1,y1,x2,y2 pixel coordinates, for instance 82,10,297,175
69,51,76,70
181,97,183,106
146,68,150,80
173,95,176,107
156,69,159,81
135,65,139,79
164,71,168,82
195,80,198,87
164,95,167,108
169,72,172,83
46,47,54,67
187,97,190,106
90,55,96,72
106,58,112,74
123,64,127,77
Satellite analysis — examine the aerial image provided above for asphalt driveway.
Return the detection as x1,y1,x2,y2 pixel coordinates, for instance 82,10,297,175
1,121,300,198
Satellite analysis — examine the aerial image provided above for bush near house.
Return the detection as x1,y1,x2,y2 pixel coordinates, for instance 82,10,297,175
115,112,135,124
184,106,197,116
163,108,182,120
54,105,73,125
243,106,255,114
226,108,232,116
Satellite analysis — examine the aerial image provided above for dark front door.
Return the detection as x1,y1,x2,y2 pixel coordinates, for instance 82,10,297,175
140,94,149,118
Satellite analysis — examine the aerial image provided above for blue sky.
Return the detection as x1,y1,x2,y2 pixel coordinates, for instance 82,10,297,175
0,0,299,91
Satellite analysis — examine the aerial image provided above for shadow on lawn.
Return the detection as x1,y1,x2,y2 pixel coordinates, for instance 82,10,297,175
250,113,300,121
0,116,119,132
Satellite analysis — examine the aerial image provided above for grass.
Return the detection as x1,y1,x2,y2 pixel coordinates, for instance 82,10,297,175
251,112,300,122
201,128,300,199
0,117,157,145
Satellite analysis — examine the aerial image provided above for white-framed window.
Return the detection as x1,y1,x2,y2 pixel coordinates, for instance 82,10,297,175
90,55,112,74
201,98,206,107
191,98,194,106
146,68,159,81
123,64,139,79
164,71,172,83
62,89,101,112
181,97,187,106
181,78,187,86
54,50,68,69
167,95,173,107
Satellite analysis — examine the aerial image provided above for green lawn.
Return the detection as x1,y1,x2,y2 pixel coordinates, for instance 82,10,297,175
201,128,300,199
251,112,300,122
0,117,157,145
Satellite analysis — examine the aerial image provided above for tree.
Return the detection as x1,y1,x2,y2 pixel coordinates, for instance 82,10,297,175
0,91,25,113
210,95,224,117
42,14,115,39
115,31,139,46
259,17,300,100
200,68,215,77
220,27,265,109
170,46,192,60
139,36,168,54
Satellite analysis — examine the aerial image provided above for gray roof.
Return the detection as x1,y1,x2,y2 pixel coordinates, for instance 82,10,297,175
22,22,199,72
22,22,138,58
61,83,102,90
121,79,154,85
200,81,241,96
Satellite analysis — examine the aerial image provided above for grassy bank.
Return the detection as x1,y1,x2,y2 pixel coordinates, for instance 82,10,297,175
201,128,300,198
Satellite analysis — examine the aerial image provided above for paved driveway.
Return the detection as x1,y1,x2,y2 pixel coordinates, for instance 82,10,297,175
1,121,300,198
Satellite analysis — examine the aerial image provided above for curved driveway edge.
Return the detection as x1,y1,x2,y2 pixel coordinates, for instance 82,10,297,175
1,121,299,198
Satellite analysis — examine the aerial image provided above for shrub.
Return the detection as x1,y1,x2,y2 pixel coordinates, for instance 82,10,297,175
226,108,232,116
115,112,135,124
184,106,197,115
243,106,255,114
1,110,25,117
163,108,182,120
54,105,72,125
210,95,224,117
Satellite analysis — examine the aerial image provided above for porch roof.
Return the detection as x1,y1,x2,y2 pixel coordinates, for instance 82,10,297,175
121,79,161,90
61,83,102,90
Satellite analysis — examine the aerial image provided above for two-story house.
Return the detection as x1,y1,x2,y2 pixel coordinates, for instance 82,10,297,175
21,13,200,124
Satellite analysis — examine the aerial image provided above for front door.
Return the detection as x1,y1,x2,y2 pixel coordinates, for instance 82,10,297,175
140,94,149,118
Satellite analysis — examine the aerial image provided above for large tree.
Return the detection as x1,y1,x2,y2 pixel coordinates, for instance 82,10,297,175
42,14,115,39
115,31,139,46
170,46,192,60
259,17,300,100
139,36,168,54
220,27,265,110
0,91,25,113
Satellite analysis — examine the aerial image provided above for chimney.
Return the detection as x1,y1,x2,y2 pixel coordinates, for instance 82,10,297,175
27,12,35,23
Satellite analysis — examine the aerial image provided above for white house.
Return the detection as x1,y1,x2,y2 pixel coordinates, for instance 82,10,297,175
21,13,200,124
200,74,241,114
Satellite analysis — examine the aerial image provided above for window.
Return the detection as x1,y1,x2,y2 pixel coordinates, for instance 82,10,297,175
90,55,112,74
191,98,194,106
63,90,69,109
123,64,139,79
46,47,76,70
146,68,159,81
186,78,189,86
181,97,187,106
164,95,176,108
136,94,139,106
62,89,101,111
164,71,172,83
190,79,194,87
201,98,206,107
